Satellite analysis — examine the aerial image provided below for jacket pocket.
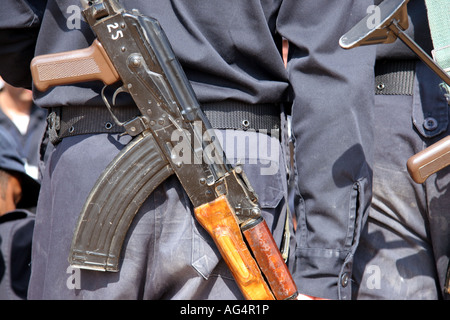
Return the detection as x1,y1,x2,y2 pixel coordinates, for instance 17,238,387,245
345,178,370,252
412,61,449,139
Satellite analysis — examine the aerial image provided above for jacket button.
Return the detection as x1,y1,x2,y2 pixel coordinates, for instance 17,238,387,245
341,272,349,287
423,117,438,131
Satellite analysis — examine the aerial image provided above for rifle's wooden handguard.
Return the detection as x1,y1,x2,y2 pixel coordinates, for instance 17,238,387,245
194,195,275,300
243,219,298,300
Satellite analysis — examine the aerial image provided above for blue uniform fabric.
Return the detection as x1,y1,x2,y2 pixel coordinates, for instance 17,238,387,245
0,0,375,299
0,210,35,300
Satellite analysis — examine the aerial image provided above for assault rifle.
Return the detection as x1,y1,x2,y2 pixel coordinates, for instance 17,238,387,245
30,0,298,300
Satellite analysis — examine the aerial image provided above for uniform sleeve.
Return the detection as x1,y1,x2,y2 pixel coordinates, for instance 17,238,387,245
277,0,376,299
0,0,47,88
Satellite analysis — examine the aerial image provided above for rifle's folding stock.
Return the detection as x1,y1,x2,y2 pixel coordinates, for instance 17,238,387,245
341,0,450,183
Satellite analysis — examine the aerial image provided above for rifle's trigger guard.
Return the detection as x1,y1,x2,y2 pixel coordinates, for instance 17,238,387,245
101,85,145,137
101,84,130,127
101,84,125,127
112,85,127,105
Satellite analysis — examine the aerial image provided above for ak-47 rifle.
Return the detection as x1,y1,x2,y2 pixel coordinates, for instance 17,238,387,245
30,0,298,300
340,0,450,185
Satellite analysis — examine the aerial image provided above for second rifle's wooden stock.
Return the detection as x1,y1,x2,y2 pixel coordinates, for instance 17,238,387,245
407,135,450,183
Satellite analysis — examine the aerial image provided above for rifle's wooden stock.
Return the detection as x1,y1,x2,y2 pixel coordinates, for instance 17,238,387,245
243,220,298,300
30,40,119,91
407,135,450,183
194,196,275,300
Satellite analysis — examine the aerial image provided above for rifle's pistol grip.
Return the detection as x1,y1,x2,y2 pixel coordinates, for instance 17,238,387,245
30,39,120,91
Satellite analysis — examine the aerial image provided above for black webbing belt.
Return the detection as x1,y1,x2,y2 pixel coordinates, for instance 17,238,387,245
375,59,416,95
202,101,280,132
47,101,281,144
47,105,139,144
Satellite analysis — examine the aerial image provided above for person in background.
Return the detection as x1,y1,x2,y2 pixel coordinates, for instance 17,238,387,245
0,128,40,299
0,77,47,182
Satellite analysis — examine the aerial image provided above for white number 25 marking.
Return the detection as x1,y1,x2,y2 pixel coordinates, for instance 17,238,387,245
106,22,123,40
